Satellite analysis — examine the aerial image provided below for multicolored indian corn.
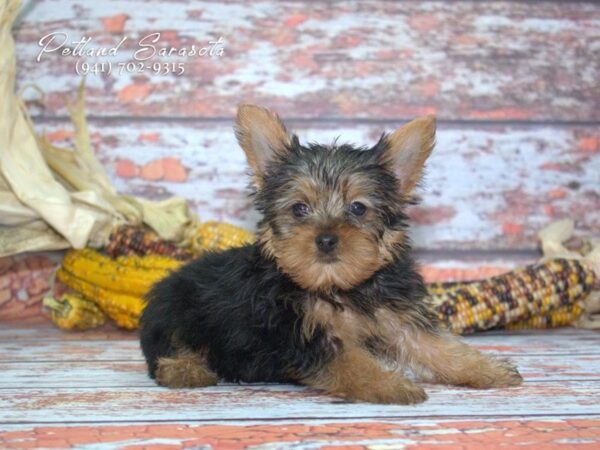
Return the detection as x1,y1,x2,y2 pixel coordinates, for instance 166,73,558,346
106,225,192,260
429,258,597,334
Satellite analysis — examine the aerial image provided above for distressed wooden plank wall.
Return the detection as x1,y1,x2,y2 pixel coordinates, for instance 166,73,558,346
39,120,600,249
13,0,600,252
15,1,600,121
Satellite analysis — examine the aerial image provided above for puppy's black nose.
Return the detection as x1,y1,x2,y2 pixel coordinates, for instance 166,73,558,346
316,233,338,253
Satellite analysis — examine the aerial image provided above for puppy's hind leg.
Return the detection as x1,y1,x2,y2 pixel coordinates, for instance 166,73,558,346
155,348,218,389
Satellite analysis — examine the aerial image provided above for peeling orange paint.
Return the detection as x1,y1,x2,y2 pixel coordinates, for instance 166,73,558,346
469,108,535,120
45,129,74,142
271,30,296,47
409,13,440,32
421,266,509,283
410,206,456,225
162,157,188,182
140,159,164,181
455,35,479,45
548,188,567,199
543,204,555,216
284,14,308,28
579,136,599,153
502,221,524,236
138,132,160,142
101,14,129,33
540,162,564,171
118,84,151,102
415,80,440,97
115,159,139,178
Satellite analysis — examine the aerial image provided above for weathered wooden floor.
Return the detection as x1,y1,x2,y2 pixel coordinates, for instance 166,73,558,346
1,323,599,449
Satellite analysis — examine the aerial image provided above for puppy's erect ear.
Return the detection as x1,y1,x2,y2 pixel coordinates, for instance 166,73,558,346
235,104,291,186
378,115,436,196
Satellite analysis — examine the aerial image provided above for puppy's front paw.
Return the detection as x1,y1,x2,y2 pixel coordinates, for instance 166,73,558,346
490,359,523,387
342,377,428,405
391,382,428,405
468,358,523,388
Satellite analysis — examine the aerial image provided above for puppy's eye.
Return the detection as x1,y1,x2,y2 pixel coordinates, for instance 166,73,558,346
292,202,310,217
349,201,367,216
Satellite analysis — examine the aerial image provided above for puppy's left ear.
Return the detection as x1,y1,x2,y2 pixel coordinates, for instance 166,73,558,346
378,115,436,196
235,104,292,188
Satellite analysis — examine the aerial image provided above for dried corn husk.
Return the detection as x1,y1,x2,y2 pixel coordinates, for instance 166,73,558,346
0,0,108,252
0,0,196,256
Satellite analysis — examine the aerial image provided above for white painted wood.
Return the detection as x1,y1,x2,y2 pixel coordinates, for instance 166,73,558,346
1,381,599,423
1,353,599,389
32,120,600,250
0,323,132,341
2,329,598,362
0,323,590,341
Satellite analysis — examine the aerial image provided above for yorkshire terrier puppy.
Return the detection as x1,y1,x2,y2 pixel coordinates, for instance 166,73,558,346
140,105,522,404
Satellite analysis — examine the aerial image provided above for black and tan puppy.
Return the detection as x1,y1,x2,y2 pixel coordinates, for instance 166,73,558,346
140,105,522,404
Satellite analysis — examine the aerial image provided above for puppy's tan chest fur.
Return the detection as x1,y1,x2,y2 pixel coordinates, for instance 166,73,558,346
302,297,399,349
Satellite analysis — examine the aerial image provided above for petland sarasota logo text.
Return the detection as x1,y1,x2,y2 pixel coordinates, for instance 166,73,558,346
37,32,225,76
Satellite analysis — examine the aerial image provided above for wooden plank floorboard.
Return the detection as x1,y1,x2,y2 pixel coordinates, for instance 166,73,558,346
1,353,600,389
1,322,591,341
2,381,600,423
1,324,599,447
2,329,598,363
2,417,600,449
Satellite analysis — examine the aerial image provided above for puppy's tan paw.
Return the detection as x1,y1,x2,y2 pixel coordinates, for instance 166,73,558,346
490,359,523,387
391,382,428,405
467,358,523,388
341,377,428,405
155,351,218,388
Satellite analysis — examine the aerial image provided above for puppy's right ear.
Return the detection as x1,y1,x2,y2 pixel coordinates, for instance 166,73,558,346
235,104,291,188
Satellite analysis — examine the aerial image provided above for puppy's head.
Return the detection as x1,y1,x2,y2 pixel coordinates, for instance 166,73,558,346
235,104,435,292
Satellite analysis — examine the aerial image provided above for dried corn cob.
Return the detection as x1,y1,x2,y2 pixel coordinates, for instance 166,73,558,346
106,225,192,260
114,253,182,271
191,221,255,255
43,293,106,331
57,268,144,329
57,248,181,329
507,301,585,330
62,248,175,296
429,258,597,334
